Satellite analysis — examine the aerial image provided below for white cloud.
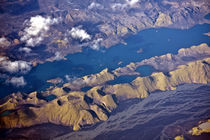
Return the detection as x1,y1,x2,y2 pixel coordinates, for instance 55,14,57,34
90,38,103,50
111,3,127,10
0,37,7,43
0,37,11,48
65,75,93,86
69,27,91,41
54,52,63,61
0,58,32,74
65,75,77,82
126,0,139,6
65,75,71,81
204,32,210,37
72,79,86,85
0,56,6,61
20,15,59,47
111,0,139,10
88,2,104,9
19,47,32,53
6,76,26,87
82,77,93,84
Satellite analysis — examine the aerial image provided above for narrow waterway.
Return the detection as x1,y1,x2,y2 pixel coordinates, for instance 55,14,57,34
0,23,210,98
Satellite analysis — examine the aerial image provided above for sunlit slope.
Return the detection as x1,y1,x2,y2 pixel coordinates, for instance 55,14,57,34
0,57,209,130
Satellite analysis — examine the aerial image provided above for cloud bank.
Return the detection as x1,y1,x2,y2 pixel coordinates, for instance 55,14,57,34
111,0,139,10
111,3,127,10
88,2,104,9
54,52,63,61
6,76,26,87
126,0,139,6
90,38,103,50
19,47,32,53
69,27,91,41
0,57,32,74
20,15,59,47
65,75,77,82
0,37,11,48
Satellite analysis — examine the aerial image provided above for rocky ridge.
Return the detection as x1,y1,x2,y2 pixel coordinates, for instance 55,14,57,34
0,0,210,64
0,57,209,131
175,119,210,140
114,43,210,76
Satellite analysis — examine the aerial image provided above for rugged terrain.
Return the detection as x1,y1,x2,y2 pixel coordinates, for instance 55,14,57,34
0,0,210,139
175,119,210,140
0,54,209,132
0,0,210,64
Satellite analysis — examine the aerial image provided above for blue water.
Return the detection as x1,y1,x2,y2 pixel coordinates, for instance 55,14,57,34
107,65,155,85
204,13,210,20
0,24,210,98
136,65,155,77
0,0,40,15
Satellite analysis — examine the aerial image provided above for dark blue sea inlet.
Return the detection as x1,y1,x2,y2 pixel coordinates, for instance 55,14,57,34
0,24,210,98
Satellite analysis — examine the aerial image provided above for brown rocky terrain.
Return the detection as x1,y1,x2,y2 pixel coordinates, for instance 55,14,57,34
0,1,210,138
0,0,209,64
114,43,210,76
174,119,210,140
0,57,209,131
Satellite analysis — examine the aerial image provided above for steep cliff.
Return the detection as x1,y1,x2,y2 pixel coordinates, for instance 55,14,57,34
0,58,209,130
